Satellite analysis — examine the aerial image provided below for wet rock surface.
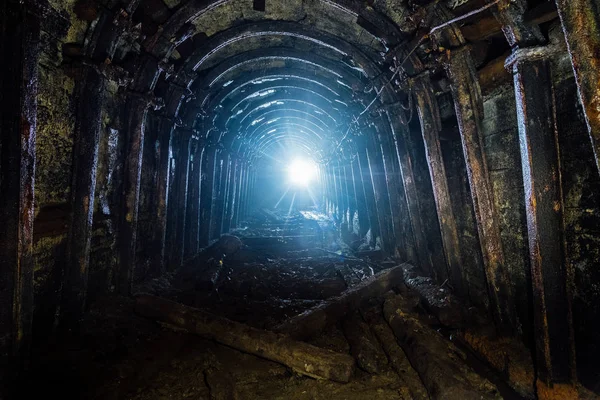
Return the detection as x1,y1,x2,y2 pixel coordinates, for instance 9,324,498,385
17,210,523,399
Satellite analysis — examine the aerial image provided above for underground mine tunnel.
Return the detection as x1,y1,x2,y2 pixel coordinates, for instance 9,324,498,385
2,0,600,398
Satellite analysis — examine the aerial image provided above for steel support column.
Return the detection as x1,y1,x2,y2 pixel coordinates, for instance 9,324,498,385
378,113,415,261
0,0,40,363
185,138,203,257
413,75,462,291
508,48,576,385
210,151,226,240
445,48,515,332
364,132,395,254
357,143,380,248
388,105,444,279
199,146,216,246
152,117,173,275
555,0,600,175
61,66,106,327
117,96,152,295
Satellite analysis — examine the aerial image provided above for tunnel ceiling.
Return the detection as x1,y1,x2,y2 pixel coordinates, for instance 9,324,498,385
72,0,510,165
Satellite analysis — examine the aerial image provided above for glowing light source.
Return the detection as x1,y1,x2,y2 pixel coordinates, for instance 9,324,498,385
287,158,318,186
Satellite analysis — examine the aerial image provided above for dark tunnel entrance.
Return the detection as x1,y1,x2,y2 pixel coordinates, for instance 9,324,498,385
2,0,600,398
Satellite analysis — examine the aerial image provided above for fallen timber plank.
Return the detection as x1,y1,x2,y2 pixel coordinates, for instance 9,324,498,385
401,264,467,328
274,264,406,340
341,311,388,374
383,295,501,400
135,294,355,383
360,300,429,400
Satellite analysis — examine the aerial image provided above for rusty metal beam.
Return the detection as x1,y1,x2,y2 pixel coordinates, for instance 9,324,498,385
185,138,203,257
508,48,576,386
238,162,250,224
61,66,106,328
555,0,600,176
412,74,463,293
445,47,515,333
0,0,40,363
350,155,370,238
164,130,191,269
486,0,544,47
117,96,152,295
151,116,173,276
245,169,256,218
357,144,380,248
343,163,357,235
175,131,192,265
221,155,233,233
210,151,227,240
364,131,396,254
340,161,351,235
233,161,245,228
388,106,444,280
462,2,558,42
199,146,216,246
377,115,415,261
223,157,238,232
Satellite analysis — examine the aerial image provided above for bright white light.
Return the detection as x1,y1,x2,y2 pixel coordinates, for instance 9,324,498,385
287,158,318,186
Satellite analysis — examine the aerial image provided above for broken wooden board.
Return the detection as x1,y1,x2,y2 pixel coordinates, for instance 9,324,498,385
401,263,467,328
274,264,406,340
135,294,355,383
383,294,501,399
360,300,429,400
342,311,388,374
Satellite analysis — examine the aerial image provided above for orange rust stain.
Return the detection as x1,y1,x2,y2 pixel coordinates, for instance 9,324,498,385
461,330,535,396
553,201,561,212
536,380,579,400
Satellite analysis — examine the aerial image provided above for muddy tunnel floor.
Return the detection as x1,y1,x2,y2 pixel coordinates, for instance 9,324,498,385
19,210,523,400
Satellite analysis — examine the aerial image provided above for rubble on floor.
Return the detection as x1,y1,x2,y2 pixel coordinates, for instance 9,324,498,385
19,209,527,399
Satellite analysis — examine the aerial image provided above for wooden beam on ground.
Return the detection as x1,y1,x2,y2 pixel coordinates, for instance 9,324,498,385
359,302,429,400
341,311,388,374
274,265,406,340
135,295,355,383
383,294,501,399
